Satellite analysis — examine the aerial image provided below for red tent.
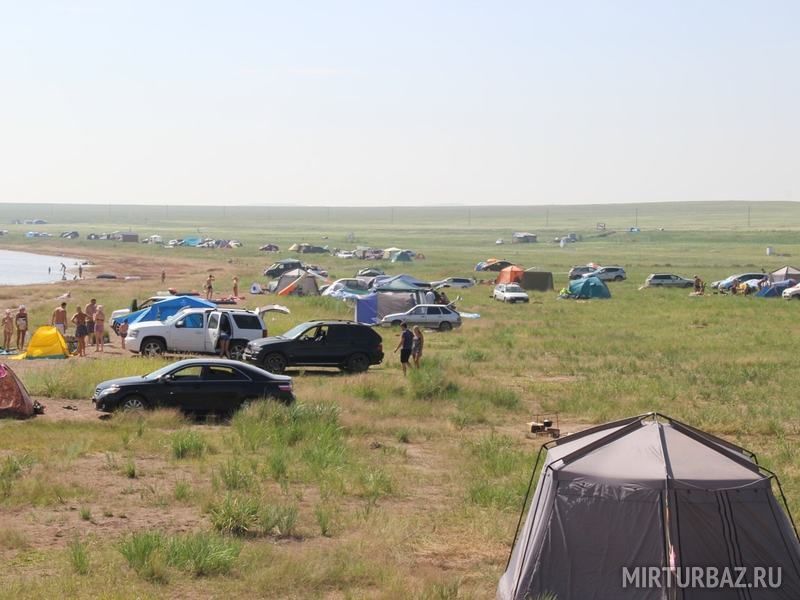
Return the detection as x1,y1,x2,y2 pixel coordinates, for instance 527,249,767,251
496,265,525,284
0,363,34,419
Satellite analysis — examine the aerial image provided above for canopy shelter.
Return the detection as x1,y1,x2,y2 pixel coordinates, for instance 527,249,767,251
0,363,34,418
520,269,554,292
372,274,430,292
771,266,800,282
113,296,215,327
496,265,525,284
498,413,800,600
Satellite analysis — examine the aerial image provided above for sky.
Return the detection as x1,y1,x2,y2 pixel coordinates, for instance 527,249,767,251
0,1,798,206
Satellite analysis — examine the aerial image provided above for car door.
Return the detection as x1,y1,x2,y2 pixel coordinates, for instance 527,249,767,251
288,325,324,364
201,364,250,411
171,313,206,352
162,364,206,410
205,312,221,353
426,306,442,325
322,325,349,364
406,306,426,326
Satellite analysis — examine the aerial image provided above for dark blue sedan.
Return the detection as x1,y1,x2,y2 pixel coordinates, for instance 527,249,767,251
92,358,294,413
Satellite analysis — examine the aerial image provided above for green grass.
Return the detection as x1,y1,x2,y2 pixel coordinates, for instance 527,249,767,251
5,205,800,597
67,537,90,575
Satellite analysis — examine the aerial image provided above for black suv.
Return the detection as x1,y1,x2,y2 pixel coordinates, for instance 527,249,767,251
243,321,384,373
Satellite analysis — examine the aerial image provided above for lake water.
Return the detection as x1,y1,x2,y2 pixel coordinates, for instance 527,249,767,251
0,249,86,285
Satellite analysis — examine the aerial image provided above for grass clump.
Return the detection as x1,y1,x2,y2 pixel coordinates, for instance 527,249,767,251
408,363,459,400
68,537,90,575
119,531,168,582
174,481,192,502
123,458,137,479
79,506,92,521
209,495,260,536
260,503,299,538
171,430,207,459
217,457,255,492
0,455,34,499
166,532,241,576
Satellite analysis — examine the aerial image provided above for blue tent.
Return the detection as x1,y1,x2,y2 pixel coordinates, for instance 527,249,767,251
567,276,611,299
756,279,797,298
372,274,430,292
113,296,216,326
354,293,379,325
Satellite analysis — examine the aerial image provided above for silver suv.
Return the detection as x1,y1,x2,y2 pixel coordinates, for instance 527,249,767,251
583,266,626,282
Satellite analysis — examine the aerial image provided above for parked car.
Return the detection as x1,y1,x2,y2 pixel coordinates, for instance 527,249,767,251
582,266,627,282
711,273,765,290
379,304,462,331
335,250,355,259
264,259,304,278
125,308,266,359
645,274,693,288
243,320,384,373
430,277,476,289
782,284,800,300
493,283,530,303
568,265,596,280
92,358,293,413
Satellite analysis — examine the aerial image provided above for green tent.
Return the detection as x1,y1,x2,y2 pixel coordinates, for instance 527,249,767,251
567,276,610,299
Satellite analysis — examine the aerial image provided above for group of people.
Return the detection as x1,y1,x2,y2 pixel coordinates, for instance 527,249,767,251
1,306,28,351
51,298,106,356
205,273,240,300
394,323,424,375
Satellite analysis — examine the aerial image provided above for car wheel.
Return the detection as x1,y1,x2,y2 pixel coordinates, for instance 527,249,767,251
614,276,624,281
121,394,147,411
229,341,246,361
439,321,453,332
346,352,370,373
141,338,165,357
263,352,287,374
391,320,402,327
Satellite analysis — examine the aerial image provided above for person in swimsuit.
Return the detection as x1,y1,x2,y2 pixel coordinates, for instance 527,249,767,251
94,305,106,352
2,309,13,350
205,274,215,300
15,305,28,350
411,326,424,368
52,302,68,335
71,306,88,357
393,323,414,376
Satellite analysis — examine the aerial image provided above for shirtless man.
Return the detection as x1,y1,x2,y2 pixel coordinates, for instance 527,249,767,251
51,302,68,335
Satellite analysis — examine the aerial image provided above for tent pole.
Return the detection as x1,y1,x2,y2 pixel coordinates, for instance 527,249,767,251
504,444,545,570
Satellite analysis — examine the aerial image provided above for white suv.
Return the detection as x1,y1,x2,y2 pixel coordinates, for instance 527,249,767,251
583,266,626,282
125,308,266,359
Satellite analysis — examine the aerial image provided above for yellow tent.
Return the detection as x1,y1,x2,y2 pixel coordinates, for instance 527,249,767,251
12,326,70,360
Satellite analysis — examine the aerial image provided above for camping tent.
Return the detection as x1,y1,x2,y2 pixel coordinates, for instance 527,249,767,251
496,265,525,284
274,269,323,296
372,274,430,292
771,266,800,282
520,269,554,292
498,413,800,600
756,279,796,298
567,276,610,299
12,326,69,360
391,250,414,263
0,363,34,418
354,291,426,324
113,296,215,327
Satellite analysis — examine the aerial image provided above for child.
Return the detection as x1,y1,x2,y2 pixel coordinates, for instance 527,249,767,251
118,320,129,350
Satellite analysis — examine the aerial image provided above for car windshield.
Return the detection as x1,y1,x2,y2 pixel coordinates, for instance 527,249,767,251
143,364,180,379
281,323,314,339
506,285,523,292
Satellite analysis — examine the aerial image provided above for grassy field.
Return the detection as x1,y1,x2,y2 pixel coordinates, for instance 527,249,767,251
2,201,800,598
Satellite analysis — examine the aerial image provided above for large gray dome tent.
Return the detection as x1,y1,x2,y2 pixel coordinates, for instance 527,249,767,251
498,413,800,600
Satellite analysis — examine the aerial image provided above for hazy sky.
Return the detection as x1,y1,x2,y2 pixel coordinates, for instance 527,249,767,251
1,1,798,206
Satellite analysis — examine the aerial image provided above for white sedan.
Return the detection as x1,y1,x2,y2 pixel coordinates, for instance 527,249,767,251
782,284,800,299
493,283,529,303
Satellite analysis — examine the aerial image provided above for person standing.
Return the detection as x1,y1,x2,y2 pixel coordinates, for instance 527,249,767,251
161,269,166,284
2,309,14,350
205,274,215,300
118,320,129,350
52,302,68,335
71,305,88,357
85,298,97,345
15,306,28,350
232,276,239,298
393,323,414,376
94,305,106,352
78,264,83,279
411,326,424,369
